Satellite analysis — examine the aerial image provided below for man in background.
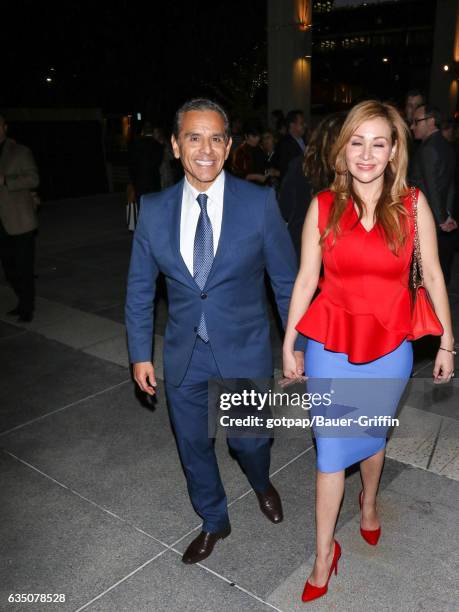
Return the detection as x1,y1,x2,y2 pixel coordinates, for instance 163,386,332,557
127,121,164,202
404,89,425,127
276,110,307,182
0,113,40,322
411,104,458,285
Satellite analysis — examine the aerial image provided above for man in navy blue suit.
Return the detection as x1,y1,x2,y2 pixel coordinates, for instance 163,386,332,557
125,99,304,564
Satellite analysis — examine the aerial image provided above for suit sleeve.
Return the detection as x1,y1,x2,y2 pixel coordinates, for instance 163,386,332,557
263,189,307,351
5,147,39,192
125,197,159,363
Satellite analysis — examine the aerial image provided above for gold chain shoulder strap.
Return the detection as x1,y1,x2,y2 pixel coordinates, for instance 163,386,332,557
411,186,424,289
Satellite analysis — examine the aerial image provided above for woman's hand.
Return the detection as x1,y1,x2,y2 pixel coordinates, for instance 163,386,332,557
283,347,304,379
433,349,455,384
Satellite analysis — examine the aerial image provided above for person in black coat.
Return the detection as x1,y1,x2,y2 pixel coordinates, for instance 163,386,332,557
128,121,164,201
276,110,307,183
279,113,346,260
410,105,458,285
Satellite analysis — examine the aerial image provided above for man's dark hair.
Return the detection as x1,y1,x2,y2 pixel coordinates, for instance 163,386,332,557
418,104,442,129
441,118,454,130
286,109,304,127
173,98,230,139
244,122,261,137
405,89,425,103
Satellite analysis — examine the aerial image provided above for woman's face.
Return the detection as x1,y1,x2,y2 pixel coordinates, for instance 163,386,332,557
345,116,395,185
246,134,261,147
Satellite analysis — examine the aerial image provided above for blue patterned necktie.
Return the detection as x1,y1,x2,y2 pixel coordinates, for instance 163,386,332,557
193,193,213,342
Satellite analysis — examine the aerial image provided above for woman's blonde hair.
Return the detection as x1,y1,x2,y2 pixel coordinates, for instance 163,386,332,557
323,100,411,253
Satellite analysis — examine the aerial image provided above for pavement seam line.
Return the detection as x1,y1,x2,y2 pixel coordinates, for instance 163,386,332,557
89,301,126,314
385,449,459,482
0,379,131,436
226,444,315,508
426,418,445,470
77,329,126,351
2,449,171,548
169,444,315,548
73,548,171,612
0,329,29,343
164,546,285,612
411,362,434,377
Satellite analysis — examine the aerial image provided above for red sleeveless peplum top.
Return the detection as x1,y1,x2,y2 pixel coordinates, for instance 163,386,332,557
295,189,416,363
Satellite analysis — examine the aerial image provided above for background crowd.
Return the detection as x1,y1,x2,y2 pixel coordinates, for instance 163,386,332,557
125,89,458,282
1,89,458,325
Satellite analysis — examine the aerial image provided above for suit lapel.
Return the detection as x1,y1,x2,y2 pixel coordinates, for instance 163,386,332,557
168,173,240,290
205,174,239,289
168,179,198,288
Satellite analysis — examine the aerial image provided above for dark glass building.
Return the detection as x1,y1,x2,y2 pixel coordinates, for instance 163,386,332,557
312,0,436,111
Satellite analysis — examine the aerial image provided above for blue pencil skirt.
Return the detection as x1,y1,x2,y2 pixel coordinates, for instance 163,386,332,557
305,339,413,473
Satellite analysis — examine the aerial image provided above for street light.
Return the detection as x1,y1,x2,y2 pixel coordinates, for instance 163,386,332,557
444,64,450,71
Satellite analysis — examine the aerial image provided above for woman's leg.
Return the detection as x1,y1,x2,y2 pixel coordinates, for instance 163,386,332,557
309,469,345,585
359,448,385,530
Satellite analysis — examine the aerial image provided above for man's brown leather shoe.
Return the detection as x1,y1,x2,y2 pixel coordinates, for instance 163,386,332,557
182,525,231,564
255,482,283,523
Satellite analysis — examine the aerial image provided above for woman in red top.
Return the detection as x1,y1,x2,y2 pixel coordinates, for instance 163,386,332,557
283,101,455,603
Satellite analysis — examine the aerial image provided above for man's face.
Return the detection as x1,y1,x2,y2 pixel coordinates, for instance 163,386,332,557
405,95,423,124
290,114,306,138
411,106,434,141
0,118,7,143
171,110,232,191
442,126,454,142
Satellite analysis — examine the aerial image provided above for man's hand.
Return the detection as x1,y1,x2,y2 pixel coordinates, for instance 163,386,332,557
294,350,305,376
439,216,458,232
133,361,157,395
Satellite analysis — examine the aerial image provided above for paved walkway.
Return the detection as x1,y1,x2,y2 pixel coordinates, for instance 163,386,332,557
1,194,458,611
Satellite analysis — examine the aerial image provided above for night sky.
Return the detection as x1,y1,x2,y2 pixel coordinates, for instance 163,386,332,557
2,2,267,123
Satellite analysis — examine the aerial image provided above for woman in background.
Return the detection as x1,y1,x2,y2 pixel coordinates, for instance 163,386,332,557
279,113,346,259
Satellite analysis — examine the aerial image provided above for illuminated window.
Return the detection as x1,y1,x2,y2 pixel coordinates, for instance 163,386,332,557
314,1,333,13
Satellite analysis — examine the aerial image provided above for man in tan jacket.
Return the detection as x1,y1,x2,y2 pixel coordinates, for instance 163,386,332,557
0,113,40,322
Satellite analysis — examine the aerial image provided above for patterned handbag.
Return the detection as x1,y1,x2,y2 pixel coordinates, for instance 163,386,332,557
408,187,443,340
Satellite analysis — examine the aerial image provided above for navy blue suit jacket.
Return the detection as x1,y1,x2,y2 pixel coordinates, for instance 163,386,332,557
125,173,303,387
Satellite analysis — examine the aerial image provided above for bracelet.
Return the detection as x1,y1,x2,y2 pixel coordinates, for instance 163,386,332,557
439,347,457,355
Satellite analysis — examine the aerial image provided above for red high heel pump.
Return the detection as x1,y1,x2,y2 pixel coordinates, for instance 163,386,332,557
359,490,381,546
301,540,341,603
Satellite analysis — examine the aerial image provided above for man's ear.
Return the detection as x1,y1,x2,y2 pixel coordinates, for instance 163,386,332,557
171,135,180,160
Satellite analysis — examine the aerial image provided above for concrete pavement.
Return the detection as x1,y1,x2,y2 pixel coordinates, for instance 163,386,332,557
1,193,458,611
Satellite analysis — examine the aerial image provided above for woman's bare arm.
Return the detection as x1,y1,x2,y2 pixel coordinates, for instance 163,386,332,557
283,197,323,375
417,190,455,382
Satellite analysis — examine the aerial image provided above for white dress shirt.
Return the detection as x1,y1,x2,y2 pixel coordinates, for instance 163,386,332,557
180,170,225,276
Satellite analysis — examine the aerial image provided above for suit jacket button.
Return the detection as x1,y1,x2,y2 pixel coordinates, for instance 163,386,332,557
201,292,207,299
193,326,198,332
